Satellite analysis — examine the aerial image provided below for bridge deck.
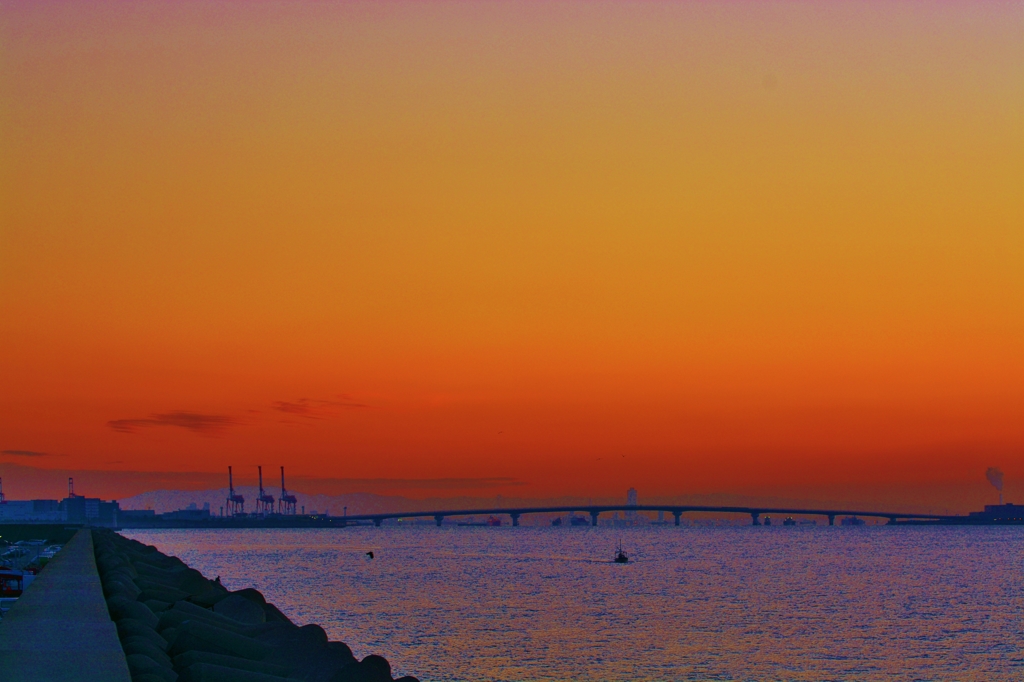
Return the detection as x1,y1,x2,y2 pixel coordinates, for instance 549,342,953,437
338,504,956,524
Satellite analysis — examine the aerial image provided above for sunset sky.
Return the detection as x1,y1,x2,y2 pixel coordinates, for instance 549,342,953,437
1,1,1021,505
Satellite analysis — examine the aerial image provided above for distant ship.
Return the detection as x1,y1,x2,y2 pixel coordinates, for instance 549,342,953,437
457,516,504,527
551,517,562,526
570,516,590,527
783,517,796,526
840,516,866,526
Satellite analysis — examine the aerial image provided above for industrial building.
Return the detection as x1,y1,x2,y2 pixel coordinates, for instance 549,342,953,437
0,500,64,523
0,477,120,527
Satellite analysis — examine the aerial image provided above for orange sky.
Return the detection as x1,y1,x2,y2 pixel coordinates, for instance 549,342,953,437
1,1,1022,505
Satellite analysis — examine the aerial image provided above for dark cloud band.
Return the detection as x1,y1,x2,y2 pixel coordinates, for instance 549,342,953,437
271,397,369,418
1,449,53,457
107,411,239,435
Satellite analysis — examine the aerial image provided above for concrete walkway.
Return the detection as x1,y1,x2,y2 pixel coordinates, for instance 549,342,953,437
0,529,130,681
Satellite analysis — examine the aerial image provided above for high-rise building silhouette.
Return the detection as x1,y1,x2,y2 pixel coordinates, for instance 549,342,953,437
626,488,638,523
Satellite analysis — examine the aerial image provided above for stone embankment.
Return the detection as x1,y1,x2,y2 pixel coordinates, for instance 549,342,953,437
94,530,418,682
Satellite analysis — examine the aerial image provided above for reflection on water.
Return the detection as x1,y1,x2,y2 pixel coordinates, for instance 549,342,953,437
125,526,1024,681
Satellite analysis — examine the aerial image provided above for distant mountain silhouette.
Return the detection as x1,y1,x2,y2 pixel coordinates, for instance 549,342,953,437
117,487,963,517
1,462,988,517
119,487,421,515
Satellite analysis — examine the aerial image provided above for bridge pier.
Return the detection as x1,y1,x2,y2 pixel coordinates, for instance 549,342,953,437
294,506,937,530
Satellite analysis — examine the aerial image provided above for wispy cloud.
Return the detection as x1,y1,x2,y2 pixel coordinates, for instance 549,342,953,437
271,396,369,419
1,449,58,457
350,477,525,491
0,460,530,503
283,476,527,495
107,411,239,435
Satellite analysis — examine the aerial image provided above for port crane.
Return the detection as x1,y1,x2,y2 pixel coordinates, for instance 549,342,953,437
278,467,298,515
256,466,275,516
226,466,245,515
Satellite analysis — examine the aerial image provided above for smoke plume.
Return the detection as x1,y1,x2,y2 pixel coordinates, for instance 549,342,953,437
985,467,1004,491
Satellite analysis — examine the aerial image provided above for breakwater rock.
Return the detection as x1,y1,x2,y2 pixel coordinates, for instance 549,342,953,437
93,530,418,682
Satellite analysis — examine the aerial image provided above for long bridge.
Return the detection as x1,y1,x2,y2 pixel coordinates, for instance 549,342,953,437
338,504,959,527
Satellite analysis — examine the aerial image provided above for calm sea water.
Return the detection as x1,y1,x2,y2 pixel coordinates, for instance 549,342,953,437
124,526,1024,682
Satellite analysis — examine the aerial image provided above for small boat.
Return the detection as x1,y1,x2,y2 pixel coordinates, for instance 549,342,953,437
783,517,796,526
614,541,629,564
551,517,563,526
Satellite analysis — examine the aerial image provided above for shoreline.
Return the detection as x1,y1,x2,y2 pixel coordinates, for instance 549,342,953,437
94,529,419,682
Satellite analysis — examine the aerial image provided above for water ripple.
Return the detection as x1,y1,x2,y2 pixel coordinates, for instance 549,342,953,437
125,525,1024,681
